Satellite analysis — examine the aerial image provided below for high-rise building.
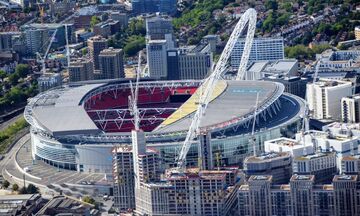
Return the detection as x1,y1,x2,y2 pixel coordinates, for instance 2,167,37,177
341,94,360,123
238,174,360,216
132,0,176,15
110,12,128,28
244,152,292,184
147,40,168,79
293,152,337,183
132,0,159,15
87,36,108,70
167,49,212,80
264,137,315,158
0,32,20,52
25,28,48,55
341,155,360,175
98,47,125,79
307,79,352,120
231,37,285,69
68,59,94,82
146,15,174,40
135,168,239,216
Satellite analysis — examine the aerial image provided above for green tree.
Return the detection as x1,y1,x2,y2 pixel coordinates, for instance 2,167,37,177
12,183,19,191
0,70,6,81
2,180,10,189
15,64,30,78
265,0,278,10
90,16,101,28
8,73,19,86
82,196,96,205
26,184,39,194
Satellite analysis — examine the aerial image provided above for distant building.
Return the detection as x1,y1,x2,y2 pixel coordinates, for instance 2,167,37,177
246,59,298,80
110,12,128,28
238,175,360,216
69,59,94,82
231,37,285,69
263,76,307,99
132,0,176,15
354,26,360,40
99,47,125,79
0,194,43,216
132,0,159,15
316,50,360,72
23,24,75,55
37,73,62,92
0,32,21,52
243,152,292,184
341,94,360,123
147,40,168,79
264,137,314,157
36,195,99,215
93,19,121,38
87,36,108,70
146,15,174,40
307,79,352,120
167,49,212,80
25,28,48,55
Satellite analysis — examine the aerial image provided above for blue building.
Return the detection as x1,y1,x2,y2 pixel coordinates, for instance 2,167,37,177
132,0,176,15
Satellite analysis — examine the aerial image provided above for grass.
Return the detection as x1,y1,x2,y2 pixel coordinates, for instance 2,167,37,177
0,117,29,154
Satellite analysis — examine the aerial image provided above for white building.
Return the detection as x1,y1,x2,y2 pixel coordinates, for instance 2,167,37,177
147,40,168,79
231,37,284,69
246,59,298,80
341,94,360,123
264,137,314,157
306,79,352,120
292,152,337,183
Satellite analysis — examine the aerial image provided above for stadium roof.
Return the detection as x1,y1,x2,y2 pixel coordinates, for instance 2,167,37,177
32,84,102,136
155,80,283,133
29,80,285,136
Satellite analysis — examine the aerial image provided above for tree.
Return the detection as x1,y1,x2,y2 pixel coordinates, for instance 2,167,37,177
2,180,10,189
82,196,96,205
15,64,30,78
265,0,278,10
0,70,6,81
26,184,39,194
12,183,19,191
8,73,19,86
19,187,27,194
90,16,101,28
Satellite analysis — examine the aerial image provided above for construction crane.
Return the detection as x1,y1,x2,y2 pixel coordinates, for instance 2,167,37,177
129,51,142,130
36,28,59,75
175,8,257,171
250,92,260,157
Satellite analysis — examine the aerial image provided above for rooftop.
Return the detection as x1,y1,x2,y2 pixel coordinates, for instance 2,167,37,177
295,152,335,161
291,175,315,181
245,152,291,163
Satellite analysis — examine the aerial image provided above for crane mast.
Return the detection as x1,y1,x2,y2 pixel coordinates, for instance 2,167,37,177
129,51,142,130
175,8,257,170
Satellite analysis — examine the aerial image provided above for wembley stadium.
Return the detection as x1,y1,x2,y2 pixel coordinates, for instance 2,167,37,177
24,79,305,174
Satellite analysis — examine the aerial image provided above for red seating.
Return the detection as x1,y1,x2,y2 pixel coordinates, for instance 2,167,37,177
85,86,198,132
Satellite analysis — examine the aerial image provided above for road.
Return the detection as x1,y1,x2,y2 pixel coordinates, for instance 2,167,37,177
0,113,23,131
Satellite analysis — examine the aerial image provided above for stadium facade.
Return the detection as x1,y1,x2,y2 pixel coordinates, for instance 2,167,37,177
25,79,305,174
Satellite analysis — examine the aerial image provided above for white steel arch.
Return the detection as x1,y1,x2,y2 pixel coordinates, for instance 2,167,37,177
176,8,257,169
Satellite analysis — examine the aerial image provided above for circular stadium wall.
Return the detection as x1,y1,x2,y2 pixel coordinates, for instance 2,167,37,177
25,80,305,174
